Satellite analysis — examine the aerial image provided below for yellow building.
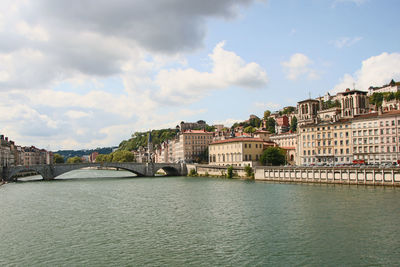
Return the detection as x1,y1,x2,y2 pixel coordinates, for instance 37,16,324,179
209,137,264,167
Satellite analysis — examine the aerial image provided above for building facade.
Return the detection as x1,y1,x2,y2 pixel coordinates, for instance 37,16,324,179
209,138,264,167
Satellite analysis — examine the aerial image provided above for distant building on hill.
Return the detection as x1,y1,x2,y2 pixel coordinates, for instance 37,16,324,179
368,79,400,95
177,120,207,132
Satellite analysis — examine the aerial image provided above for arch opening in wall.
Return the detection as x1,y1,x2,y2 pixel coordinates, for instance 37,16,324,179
10,170,43,182
54,167,139,180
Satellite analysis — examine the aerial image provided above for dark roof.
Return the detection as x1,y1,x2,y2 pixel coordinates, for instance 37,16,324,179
337,89,367,96
298,98,319,104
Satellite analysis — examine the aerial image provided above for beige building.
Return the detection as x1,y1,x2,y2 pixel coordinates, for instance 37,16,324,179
352,110,400,164
298,120,352,165
173,130,214,163
209,137,264,167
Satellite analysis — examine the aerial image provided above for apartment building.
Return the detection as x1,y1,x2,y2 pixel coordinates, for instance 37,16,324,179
352,110,400,164
173,130,214,163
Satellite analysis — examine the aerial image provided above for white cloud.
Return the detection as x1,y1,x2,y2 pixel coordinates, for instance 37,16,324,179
0,0,268,150
212,118,243,128
65,110,92,119
281,53,320,80
254,102,281,111
16,20,49,42
155,41,268,104
333,36,362,48
333,52,400,93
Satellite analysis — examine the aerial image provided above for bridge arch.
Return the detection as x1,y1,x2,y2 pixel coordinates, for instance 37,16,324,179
8,168,46,181
52,163,147,179
154,166,181,176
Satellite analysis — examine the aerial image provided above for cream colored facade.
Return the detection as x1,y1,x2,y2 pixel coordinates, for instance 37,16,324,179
298,120,351,165
209,138,264,167
332,121,352,164
352,111,400,164
173,130,214,163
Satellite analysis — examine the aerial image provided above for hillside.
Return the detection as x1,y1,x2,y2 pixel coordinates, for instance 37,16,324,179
118,128,178,151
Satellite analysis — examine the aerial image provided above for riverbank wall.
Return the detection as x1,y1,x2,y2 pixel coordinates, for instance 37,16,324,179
186,164,250,178
254,166,400,186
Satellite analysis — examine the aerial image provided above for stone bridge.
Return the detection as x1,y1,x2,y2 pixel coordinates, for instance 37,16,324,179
1,162,188,181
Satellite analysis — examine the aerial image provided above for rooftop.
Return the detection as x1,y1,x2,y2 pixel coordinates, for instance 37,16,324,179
211,137,264,145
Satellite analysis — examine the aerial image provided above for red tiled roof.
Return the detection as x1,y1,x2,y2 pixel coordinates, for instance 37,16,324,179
183,130,213,134
211,137,264,145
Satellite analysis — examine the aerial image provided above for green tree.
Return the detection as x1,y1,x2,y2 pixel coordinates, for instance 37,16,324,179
395,91,400,100
249,117,261,128
195,148,209,164
282,106,295,114
384,92,395,101
369,92,384,108
266,117,276,133
95,154,107,163
53,153,64,164
290,116,297,132
244,126,256,134
67,156,83,164
111,150,135,162
205,125,216,132
263,110,271,120
260,147,286,166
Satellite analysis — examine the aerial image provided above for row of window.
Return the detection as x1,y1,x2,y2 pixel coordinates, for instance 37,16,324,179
302,132,349,140
184,140,210,145
302,157,351,163
303,139,350,148
303,145,400,155
353,128,398,136
352,120,399,128
184,135,212,139
353,146,399,153
209,153,261,162
302,124,350,132
303,148,350,156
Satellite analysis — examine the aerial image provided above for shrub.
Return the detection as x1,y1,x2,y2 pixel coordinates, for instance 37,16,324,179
244,165,253,178
188,168,197,177
227,165,233,178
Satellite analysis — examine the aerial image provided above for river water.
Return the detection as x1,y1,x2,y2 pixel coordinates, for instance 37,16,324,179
0,170,399,266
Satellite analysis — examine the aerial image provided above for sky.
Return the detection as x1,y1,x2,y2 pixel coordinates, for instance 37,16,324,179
0,0,399,150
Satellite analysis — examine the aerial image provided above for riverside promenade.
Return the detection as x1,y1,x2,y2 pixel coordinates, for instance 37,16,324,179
254,166,400,186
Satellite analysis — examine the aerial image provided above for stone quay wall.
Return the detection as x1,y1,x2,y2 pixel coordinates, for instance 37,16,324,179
254,166,400,186
186,164,249,178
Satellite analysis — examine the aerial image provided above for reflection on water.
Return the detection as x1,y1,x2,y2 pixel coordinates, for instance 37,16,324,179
1,176,399,266
17,169,137,182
